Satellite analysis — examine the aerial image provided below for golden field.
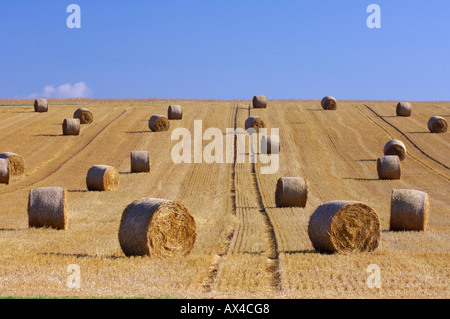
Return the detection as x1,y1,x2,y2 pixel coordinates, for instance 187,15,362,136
0,99,448,298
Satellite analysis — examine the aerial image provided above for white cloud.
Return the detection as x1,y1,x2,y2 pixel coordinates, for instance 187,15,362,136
28,82,92,99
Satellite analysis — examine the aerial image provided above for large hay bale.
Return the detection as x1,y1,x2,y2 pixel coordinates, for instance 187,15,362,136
149,115,170,132
308,200,381,253
245,116,266,133
86,165,119,191
62,118,80,136
321,96,337,110
261,135,280,155
118,198,197,257
377,155,401,180
396,102,412,117
0,152,25,175
28,187,68,230
34,98,48,113
73,108,93,124
0,159,10,185
390,189,429,231
253,95,268,108
383,139,407,161
131,151,150,173
275,177,307,208
427,116,447,133
168,105,183,120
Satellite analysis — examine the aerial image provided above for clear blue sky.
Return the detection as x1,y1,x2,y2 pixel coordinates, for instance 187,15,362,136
1,0,449,101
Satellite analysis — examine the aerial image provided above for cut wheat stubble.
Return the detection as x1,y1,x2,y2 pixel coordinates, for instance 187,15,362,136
396,102,412,117
28,187,68,230
73,108,94,124
149,115,170,132
0,152,25,175
34,98,48,113
308,200,381,254
168,105,183,120
427,116,447,133
0,158,10,185
384,139,407,161
275,177,307,208
390,189,429,231
130,151,150,173
118,198,197,258
86,165,119,191
62,118,80,136
377,155,401,180
253,95,268,108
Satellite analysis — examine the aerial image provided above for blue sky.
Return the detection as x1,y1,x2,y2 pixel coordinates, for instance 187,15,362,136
1,1,449,100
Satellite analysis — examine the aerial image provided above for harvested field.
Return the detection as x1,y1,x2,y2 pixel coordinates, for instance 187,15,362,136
0,99,448,298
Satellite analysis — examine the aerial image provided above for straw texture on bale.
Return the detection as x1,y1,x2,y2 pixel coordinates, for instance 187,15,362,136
383,139,407,161
118,198,197,257
28,187,68,230
0,152,25,175
245,116,266,133
168,105,183,120
62,118,80,136
261,135,280,155
34,98,48,112
396,102,412,117
131,151,150,173
308,200,381,253
390,189,429,231
253,95,268,108
377,155,401,180
86,165,119,191
321,96,337,110
275,177,308,208
149,115,170,132
427,116,447,133
73,108,93,124
0,159,10,185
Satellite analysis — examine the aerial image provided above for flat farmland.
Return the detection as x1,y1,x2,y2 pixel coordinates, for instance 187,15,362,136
0,99,448,298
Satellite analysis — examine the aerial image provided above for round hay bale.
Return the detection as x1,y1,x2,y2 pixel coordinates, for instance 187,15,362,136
62,118,80,136
168,105,183,120
377,155,401,180
28,187,68,230
321,96,337,110
383,139,407,161
308,200,381,253
0,152,25,175
131,151,150,173
427,116,447,133
149,115,170,132
253,95,268,108
245,116,266,133
390,189,429,231
261,135,280,155
73,108,93,124
118,198,197,257
275,177,307,208
34,98,48,113
396,102,412,117
86,165,119,191
0,158,10,185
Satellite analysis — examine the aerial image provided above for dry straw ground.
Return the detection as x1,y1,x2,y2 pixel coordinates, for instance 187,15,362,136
0,99,448,298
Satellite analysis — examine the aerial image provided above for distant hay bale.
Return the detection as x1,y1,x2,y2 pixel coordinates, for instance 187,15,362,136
62,118,80,136
28,187,68,230
308,200,381,253
275,177,308,208
245,116,266,133
261,135,280,155
321,96,337,110
168,105,183,120
149,115,170,132
118,198,197,257
73,108,93,124
0,152,25,175
390,189,429,231
396,102,412,117
427,116,447,133
377,155,401,180
383,139,407,161
34,98,48,113
86,165,119,191
0,159,10,185
253,95,268,108
131,151,150,173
